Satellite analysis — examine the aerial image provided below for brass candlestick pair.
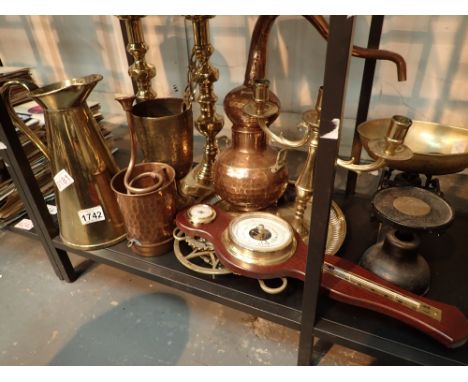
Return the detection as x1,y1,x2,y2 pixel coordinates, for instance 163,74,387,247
118,15,223,200
179,16,224,200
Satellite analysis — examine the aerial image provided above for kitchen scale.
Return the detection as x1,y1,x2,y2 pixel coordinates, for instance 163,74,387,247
360,186,455,295
174,203,467,348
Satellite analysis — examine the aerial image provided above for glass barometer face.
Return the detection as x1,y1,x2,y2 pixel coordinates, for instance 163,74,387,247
228,212,294,253
187,204,216,225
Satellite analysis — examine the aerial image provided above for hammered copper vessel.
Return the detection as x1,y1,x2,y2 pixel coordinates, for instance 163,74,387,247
214,15,407,211
111,163,177,257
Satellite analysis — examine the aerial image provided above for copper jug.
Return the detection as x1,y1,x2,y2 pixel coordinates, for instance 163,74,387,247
1,74,126,250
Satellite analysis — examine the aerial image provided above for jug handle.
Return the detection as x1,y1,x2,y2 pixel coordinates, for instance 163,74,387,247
0,80,51,162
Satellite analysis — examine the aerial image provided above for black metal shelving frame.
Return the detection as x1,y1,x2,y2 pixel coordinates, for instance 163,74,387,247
0,16,467,366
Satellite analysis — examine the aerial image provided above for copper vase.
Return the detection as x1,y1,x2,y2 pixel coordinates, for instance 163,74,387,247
213,17,288,211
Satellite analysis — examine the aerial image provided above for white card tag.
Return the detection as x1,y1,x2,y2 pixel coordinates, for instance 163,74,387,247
53,169,75,192
0,141,7,150
78,206,105,225
14,219,34,230
321,118,340,140
451,141,466,154
47,204,58,215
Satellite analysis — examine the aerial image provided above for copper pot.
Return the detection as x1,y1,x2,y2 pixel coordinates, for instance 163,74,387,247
214,124,288,211
111,163,177,257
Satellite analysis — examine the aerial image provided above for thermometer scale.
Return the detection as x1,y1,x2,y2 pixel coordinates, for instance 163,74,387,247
176,204,468,348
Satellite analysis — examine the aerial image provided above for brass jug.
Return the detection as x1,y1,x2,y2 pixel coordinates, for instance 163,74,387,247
1,74,126,250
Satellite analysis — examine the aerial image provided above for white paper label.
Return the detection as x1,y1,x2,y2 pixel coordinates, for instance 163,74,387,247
0,141,7,150
451,141,466,154
53,169,74,192
78,206,105,225
14,218,34,230
321,118,340,140
47,204,58,215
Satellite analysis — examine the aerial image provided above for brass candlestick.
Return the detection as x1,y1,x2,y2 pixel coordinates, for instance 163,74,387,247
118,16,156,102
291,88,323,237
179,15,224,199
246,82,414,237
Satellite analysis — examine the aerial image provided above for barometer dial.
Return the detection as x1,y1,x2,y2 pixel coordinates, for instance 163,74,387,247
229,213,293,252
187,204,217,225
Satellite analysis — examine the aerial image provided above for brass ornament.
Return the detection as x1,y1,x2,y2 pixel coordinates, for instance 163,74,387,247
173,227,230,275
172,226,289,294
117,16,156,102
179,16,224,200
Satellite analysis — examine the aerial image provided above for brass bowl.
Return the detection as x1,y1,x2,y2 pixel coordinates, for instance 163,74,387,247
358,119,468,175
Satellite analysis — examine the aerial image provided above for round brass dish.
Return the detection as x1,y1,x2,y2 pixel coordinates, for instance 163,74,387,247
277,200,347,255
221,212,297,267
358,119,468,175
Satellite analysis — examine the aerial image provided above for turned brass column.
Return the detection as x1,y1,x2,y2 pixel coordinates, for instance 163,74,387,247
291,88,322,237
118,16,156,102
179,16,224,199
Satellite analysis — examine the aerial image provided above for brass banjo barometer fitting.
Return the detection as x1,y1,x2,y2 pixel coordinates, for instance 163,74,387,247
179,16,225,200
175,204,468,348
117,16,156,102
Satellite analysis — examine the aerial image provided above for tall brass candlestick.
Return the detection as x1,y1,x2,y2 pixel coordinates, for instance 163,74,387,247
118,16,156,102
180,16,224,199
291,87,322,237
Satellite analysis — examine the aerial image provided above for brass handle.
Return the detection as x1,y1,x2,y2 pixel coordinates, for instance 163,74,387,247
338,115,413,173
258,278,288,295
336,157,386,174
244,79,312,148
258,119,312,148
0,80,50,161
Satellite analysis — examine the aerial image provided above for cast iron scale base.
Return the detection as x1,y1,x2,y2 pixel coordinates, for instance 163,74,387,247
361,186,454,295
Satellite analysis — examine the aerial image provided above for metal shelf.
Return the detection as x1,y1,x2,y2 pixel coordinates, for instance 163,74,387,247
1,16,467,366
6,192,468,365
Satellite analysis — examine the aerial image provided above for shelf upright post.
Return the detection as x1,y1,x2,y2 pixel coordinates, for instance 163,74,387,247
0,99,77,282
297,15,355,366
345,16,384,195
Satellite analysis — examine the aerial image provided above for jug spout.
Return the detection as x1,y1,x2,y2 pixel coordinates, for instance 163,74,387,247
29,74,103,110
